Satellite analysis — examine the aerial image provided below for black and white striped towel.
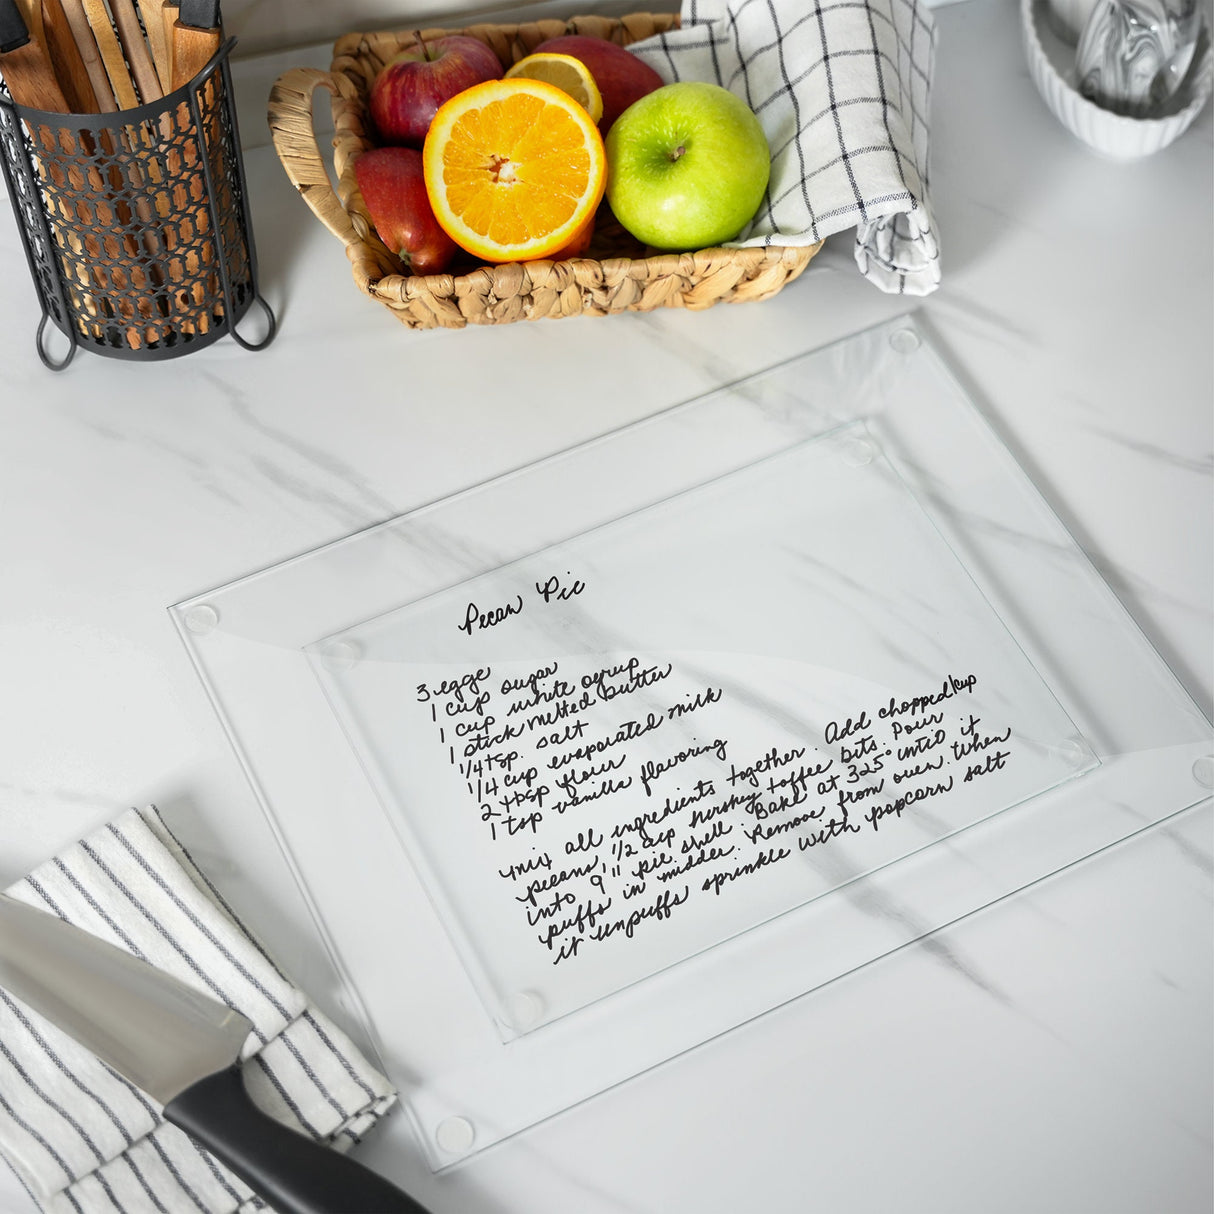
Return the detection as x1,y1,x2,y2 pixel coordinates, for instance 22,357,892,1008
0,806,396,1213
629,0,941,294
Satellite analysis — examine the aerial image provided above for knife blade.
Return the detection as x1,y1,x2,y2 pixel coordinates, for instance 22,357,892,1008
0,893,432,1214
0,0,71,110
169,0,218,89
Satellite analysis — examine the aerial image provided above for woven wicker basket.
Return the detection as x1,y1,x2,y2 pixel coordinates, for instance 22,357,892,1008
267,13,820,330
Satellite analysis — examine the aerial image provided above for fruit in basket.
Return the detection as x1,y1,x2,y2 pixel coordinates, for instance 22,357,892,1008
422,77,607,263
354,146,458,275
369,33,503,147
605,82,770,251
531,34,663,131
551,212,596,259
504,52,603,124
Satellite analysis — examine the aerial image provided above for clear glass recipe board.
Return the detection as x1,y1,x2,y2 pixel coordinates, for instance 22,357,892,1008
171,318,1212,1172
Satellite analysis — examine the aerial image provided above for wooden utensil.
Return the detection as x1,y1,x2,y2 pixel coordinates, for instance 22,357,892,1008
169,0,218,90
107,0,160,101
79,0,137,107
12,0,41,43
0,0,71,110
57,0,115,110
136,0,169,90
2,4,123,341
38,0,96,110
160,0,177,86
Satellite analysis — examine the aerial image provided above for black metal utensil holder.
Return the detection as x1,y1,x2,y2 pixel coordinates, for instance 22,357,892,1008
0,38,275,369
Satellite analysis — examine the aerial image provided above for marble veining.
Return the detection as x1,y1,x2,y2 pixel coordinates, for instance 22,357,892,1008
842,875,1021,1007
0,2,1209,1212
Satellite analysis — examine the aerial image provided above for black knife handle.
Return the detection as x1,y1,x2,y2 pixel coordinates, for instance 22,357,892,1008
164,1066,432,1214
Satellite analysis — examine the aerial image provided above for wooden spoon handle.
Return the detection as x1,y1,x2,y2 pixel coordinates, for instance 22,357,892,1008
108,0,160,101
0,35,71,111
79,0,138,108
38,0,97,111
57,0,116,111
136,0,170,90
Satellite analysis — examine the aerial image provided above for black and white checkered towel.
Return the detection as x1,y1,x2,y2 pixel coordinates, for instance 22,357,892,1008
629,0,941,294
0,806,396,1213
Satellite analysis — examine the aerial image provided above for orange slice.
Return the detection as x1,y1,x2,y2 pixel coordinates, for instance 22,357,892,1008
422,77,607,264
504,52,604,124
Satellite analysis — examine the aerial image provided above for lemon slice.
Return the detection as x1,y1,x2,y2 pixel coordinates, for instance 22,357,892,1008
504,52,604,124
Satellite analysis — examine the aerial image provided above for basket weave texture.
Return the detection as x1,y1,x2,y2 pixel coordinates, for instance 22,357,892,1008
268,13,820,330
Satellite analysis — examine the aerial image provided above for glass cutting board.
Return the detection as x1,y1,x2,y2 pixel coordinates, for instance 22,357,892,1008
171,317,1212,1170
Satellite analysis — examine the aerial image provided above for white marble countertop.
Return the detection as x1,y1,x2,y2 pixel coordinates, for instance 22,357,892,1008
1,1,1210,1211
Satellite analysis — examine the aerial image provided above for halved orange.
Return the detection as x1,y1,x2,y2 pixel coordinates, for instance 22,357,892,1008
504,52,604,124
422,77,607,264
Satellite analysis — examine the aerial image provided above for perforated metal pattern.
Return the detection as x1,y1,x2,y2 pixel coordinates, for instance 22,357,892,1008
0,46,269,365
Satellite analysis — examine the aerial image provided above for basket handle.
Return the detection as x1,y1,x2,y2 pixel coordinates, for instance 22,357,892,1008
267,67,360,248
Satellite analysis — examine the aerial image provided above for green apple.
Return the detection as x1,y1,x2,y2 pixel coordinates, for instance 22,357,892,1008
605,81,770,251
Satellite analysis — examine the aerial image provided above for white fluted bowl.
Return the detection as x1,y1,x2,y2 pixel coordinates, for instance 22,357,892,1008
1022,0,1213,159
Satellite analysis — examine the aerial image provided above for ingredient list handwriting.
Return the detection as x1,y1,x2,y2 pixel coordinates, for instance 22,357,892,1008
414,581,1015,968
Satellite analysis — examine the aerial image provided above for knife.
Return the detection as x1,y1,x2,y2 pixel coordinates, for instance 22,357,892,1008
0,0,71,110
0,893,432,1214
169,0,218,90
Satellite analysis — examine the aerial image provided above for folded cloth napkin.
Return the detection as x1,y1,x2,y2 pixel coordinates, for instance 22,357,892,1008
0,806,396,1214
628,0,942,295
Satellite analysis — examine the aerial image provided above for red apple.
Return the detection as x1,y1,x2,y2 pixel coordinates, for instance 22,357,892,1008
531,34,664,132
354,146,458,275
370,34,502,147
